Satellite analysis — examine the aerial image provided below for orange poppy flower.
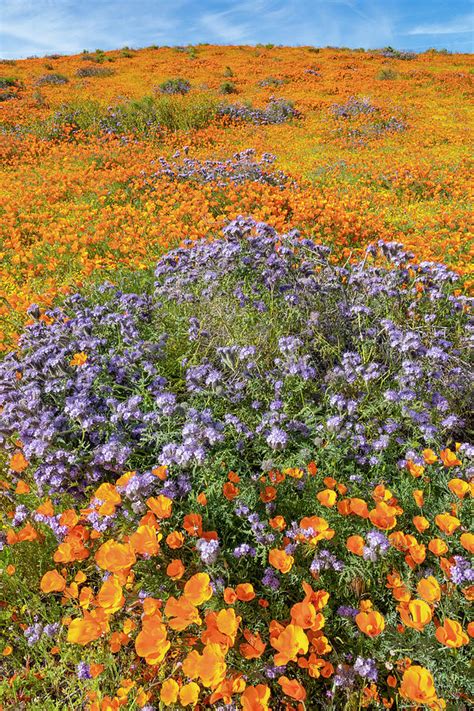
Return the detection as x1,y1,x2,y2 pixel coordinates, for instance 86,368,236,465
422,449,438,464
130,525,161,556
260,486,277,503
317,489,337,507
428,538,449,556
135,616,170,665
400,665,441,708
241,684,271,711
17,522,39,542
183,572,213,606
406,460,425,478
439,448,461,467
346,534,365,556
67,611,106,646
216,607,241,640
70,352,88,367
182,642,227,688
160,679,179,706
460,532,474,554
223,587,238,604
97,576,124,615
183,513,203,536
271,624,309,666
435,513,460,535
179,682,200,707
369,501,398,530
278,676,306,701
40,569,66,593
239,629,266,659
235,583,256,602
299,515,334,543
355,610,385,637
15,479,30,494
9,451,29,473
413,489,424,507
268,548,294,574
269,515,286,531
417,576,441,603
146,494,173,518
164,596,202,631
95,540,136,573
302,582,329,611
399,599,432,631
166,559,185,580
223,482,239,500
448,478,470,498
166,531,184,549
435,619,469,648
348,498,370,518
413,515,430,533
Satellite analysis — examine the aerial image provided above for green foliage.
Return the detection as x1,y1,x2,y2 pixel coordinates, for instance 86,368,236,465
220,80,237,94
376,68,399,80
36,94,219,140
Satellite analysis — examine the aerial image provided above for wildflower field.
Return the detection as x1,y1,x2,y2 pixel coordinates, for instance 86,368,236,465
0,44,473,711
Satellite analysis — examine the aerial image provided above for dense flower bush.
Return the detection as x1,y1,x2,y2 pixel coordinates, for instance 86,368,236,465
218,97,300,125
158,78,191,95
1,218,472,709
145,149,293,188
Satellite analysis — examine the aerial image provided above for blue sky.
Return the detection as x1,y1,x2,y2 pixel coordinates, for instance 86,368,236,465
1,0,473,59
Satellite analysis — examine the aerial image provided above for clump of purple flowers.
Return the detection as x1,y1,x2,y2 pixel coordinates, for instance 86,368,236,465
0,216,471,498
158,77,191,95
144,148,292,188
331,96,377,118
218,97,300,125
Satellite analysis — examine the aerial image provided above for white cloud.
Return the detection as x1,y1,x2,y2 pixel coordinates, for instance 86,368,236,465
405,13,474,36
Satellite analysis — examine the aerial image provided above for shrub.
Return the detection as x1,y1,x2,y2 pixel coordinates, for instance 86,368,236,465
223,66,234,77
35,73,69,86
376,68,399,81
81,49,114,63
258,76,285,87
0,77,18,88
146,148,293,188
76,65,115,78
43,94,218,140
330,96,377,118
219,80,237,94
158,77,191,95
219,96,300,125
0,90,18,101
380,46,416,60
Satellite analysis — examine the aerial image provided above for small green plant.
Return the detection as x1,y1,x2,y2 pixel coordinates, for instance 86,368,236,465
220,81,237,95
223,66,234,77
0,76,18,88
32,89,46,107
76,66,115,78
35,73,69,86
158,77,191,95
376,67,398,80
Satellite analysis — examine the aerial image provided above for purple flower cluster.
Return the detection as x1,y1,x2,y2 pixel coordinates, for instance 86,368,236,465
218,97,300,125
144,148,292,188
24,622,60,646
331,96,377,118
1,216,471,501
